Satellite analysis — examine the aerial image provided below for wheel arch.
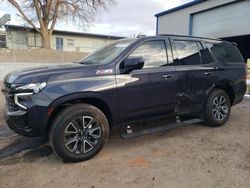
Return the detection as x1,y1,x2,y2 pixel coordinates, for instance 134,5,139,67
206,82,236,105
47,93,115,132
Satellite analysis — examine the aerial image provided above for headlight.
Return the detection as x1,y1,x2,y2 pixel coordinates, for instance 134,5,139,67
16,82,47,94
14,82,47,110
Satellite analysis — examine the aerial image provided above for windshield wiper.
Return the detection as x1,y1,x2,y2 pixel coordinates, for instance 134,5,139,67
77,60,95,65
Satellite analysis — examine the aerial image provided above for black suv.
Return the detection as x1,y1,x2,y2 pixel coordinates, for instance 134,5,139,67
2,35,247,162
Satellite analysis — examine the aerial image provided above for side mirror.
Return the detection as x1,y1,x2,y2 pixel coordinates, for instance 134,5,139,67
121,56,144,74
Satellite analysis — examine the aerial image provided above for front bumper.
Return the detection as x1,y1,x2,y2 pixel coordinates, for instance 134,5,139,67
3,106,34,136
3,106,49,137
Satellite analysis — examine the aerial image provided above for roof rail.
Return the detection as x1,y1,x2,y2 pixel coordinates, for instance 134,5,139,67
157,34,222,41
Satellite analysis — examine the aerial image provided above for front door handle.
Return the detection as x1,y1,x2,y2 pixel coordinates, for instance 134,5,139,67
204,72,213,76
162,74,174,79
215,67,224,71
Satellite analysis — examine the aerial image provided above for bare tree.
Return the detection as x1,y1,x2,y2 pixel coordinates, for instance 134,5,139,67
6,0,113,48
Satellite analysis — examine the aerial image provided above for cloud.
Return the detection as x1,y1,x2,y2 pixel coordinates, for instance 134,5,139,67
83,0,193,36
0,0,193,36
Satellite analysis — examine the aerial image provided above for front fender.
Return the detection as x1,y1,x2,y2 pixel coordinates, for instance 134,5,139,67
49,91,110,108
47,91,119,125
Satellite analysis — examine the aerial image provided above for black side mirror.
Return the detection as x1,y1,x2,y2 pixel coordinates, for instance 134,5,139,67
121,56,144,74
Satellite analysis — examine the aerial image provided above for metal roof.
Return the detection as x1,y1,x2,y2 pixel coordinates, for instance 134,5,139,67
4,24,125,39
155,0,206,17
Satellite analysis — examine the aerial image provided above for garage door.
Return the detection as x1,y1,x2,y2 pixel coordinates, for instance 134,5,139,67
192,0,250,38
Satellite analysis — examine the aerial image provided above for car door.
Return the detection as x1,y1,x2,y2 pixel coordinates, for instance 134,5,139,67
116,38,177,122
170,37,216,114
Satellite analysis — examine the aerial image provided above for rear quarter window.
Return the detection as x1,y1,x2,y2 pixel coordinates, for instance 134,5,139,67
206,42,244,63
198,42,214,64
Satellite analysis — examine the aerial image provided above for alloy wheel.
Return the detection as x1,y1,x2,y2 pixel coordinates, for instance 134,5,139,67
211,96,229,121
64,116,101,154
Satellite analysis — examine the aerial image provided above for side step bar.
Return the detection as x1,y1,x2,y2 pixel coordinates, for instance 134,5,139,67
120,118,203,140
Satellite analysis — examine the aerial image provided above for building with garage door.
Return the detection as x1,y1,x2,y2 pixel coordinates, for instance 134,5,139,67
155,0,250,61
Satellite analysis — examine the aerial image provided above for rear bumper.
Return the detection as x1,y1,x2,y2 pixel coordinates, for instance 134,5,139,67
232,80,247,106
233,96,244,106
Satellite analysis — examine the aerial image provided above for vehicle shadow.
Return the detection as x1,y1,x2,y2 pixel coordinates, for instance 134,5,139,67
0,135,48,163
0,123,209,164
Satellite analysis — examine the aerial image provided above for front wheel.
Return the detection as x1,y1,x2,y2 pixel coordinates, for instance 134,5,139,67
203,89,231,127
50,104,109,162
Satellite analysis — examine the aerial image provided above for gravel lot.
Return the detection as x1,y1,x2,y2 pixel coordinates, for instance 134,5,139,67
0,90,250,188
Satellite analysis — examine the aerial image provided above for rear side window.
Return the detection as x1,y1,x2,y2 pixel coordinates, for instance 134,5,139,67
206,42,244,63
173,40,201,66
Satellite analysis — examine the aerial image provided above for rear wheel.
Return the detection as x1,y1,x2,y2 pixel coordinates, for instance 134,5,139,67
50,104,109,162
204,89,231,127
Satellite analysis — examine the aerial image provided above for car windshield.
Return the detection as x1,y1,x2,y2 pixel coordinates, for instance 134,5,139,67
79,39,136,65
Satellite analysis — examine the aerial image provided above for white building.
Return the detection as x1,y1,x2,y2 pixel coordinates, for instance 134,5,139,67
4,25,124,53
155,0,250,61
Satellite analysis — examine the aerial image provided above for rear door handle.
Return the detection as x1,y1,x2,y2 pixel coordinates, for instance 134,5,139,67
204,72,213,76
162,74,174,79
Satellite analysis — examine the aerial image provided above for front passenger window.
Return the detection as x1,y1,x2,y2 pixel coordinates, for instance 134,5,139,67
129,40,168,69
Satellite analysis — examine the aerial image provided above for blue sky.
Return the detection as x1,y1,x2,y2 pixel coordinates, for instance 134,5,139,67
0,0,192,37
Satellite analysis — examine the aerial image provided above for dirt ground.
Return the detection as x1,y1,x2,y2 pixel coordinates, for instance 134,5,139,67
0,90,250,188
0,49,87,63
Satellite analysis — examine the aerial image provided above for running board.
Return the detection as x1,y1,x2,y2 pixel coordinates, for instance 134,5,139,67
120,118,203,140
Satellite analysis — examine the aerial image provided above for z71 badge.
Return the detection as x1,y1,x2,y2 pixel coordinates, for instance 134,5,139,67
96,69,113,74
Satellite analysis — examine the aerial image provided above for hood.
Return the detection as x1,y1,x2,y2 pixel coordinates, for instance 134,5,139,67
3,63,98,84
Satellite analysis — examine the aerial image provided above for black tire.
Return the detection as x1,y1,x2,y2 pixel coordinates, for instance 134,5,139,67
203,89,231,127
49,103,109,162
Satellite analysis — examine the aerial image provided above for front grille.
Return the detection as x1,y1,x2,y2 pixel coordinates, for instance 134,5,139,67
2,83,19,112
6,93,19,112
